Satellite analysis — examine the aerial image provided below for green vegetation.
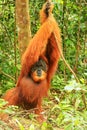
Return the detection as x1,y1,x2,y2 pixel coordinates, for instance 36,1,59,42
0,0,87,130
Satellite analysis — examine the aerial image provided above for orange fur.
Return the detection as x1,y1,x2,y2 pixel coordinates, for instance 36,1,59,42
4,2,62,121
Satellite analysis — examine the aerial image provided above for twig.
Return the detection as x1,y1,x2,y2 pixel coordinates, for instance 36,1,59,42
0,21,12,45
2,71,15,81
74,0,81,73
81,90,86,109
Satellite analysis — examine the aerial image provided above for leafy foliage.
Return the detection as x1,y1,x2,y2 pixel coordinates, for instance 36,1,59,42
0,0,87,129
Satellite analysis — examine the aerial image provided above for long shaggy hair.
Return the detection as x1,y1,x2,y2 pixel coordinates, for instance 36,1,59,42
4,1,62,121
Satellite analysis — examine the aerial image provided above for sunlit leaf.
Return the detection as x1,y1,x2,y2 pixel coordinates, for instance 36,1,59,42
41,122,47,130
29,124,35,130
16,119,25,130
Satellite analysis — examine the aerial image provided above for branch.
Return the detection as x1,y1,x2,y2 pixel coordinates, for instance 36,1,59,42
1,71,15,81
53,33,79,83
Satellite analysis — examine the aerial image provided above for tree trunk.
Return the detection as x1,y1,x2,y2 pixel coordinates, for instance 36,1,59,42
16,0,31,55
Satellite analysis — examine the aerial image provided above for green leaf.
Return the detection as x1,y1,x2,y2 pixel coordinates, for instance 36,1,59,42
75,99,80,110
16,119,25,130
0,99,8,107
65,123,73,130
41,122,47,130
29,124,35,130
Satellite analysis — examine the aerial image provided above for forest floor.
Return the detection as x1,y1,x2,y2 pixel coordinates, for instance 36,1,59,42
0,80,87,130
0,91,64,130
